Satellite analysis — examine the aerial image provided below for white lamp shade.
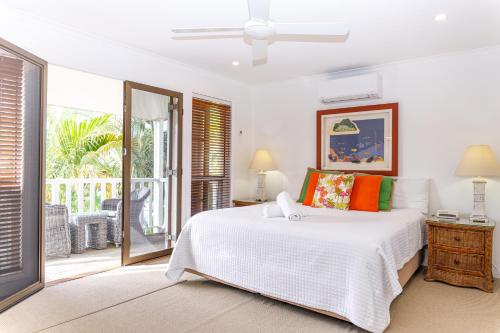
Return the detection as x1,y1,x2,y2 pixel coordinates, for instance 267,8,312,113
455,145,500,177
249,149,277,171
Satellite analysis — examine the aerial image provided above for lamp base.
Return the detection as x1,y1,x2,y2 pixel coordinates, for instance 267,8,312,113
255,171,267,202
470,177,488,223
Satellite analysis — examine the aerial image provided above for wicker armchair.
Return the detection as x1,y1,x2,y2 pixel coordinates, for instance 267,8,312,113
45,204,71,257
101,189,150,247
101,198,123,246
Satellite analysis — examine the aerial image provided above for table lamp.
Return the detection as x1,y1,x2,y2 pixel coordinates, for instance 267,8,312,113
455,145,500,222
249,149,277,202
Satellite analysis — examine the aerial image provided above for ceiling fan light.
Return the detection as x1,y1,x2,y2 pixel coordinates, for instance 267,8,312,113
434,13,447,22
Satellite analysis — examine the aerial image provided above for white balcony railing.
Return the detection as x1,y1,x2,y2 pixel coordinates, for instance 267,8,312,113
46,178,168,228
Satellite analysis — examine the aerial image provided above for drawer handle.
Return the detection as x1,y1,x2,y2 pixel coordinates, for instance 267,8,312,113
454,259,460,265
454,236,461,242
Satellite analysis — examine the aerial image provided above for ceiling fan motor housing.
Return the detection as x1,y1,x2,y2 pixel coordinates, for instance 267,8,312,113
244,20,275,40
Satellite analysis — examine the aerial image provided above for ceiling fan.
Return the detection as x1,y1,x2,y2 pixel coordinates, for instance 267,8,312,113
171,0,350,65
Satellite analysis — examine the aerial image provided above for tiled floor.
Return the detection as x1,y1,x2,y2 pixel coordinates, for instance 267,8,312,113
45,245,121,282
45,236,171,283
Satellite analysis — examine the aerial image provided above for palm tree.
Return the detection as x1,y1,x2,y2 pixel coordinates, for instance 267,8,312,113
47,114,122,179
131,120,154,178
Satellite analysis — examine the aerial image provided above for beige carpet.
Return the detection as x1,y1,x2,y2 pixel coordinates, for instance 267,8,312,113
0,257,193,333
1,265,498,333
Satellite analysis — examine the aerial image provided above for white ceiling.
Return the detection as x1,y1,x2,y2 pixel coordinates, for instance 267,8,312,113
3,0,500,84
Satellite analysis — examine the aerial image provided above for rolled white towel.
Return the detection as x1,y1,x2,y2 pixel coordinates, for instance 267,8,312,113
276,191,303,221
263,204,285,218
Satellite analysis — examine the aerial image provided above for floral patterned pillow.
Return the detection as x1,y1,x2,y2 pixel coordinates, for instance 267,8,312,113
311,173,355,210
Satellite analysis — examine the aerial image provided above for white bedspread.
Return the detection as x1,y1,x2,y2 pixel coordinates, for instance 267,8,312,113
166,205,425,333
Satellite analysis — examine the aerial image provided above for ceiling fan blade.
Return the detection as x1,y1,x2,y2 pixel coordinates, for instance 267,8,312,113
252,39,268,61
274,22,349,36
172,27,244,33
172,34,244,40
248,0,270,21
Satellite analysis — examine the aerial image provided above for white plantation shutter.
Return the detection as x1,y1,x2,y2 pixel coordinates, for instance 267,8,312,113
191,98,231,216
0,55,23,275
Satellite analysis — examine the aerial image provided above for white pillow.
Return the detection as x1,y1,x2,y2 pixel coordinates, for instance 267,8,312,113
391,178,430,214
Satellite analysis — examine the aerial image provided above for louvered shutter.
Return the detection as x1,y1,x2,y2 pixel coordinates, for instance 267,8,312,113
191,98,231,216
0,56,23,275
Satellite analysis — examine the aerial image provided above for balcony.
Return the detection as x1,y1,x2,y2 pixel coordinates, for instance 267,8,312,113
46,177,169,229
45,177,170,282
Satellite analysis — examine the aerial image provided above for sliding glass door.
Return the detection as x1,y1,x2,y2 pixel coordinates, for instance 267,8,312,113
122,81,182,265
0,38,46,311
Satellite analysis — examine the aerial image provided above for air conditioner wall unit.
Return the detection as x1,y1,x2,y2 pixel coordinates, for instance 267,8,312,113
318,73,382,104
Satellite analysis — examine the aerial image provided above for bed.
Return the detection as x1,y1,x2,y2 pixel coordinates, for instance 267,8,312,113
166,202,426,333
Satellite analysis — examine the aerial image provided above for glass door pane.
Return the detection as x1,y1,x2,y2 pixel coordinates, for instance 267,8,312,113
122,82,182,265
0,39,46,311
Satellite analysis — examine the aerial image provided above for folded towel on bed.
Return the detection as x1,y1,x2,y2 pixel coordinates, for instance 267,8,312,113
276,192,303,221
263,204,285,218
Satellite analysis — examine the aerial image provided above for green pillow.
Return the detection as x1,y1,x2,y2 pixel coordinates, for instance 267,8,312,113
298,168,342,203
378,176,394,211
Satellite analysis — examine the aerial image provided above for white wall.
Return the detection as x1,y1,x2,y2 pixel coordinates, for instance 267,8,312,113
48,64,123,115
251,46,500,277
0,6,254,226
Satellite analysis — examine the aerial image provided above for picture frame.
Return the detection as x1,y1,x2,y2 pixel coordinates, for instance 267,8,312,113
316,103,398,176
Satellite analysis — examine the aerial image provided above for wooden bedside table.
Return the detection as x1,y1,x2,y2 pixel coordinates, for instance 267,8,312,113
425,218,495,292
232,199,264,207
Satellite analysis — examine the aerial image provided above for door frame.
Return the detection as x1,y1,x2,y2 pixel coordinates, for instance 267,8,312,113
122,81,183,265
0,37,47,312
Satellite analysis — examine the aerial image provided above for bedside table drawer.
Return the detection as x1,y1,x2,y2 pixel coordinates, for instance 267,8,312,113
434,249,484,274
435,228,484,250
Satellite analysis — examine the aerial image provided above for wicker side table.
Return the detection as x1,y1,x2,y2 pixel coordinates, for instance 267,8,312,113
425,218,495,292
70,214,108,254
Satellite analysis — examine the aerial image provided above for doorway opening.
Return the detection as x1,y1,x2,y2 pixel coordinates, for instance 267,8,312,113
44,65,123,283
44,67,183,283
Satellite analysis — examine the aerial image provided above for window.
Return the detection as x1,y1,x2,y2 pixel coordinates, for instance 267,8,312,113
191,97,231,216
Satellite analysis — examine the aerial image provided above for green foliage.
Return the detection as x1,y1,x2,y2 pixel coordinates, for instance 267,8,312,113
46,107,156,180
131,119,154,178
46,109,123,179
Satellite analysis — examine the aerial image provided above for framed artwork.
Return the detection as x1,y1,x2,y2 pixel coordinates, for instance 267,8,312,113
316,103,398,176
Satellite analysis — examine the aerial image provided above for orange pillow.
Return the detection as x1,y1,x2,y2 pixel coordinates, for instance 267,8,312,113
349,175,383,212
303,172,320,206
